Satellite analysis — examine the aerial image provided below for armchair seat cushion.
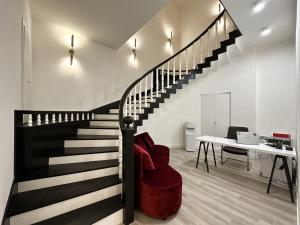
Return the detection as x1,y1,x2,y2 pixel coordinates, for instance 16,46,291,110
138,164,182,219
222,146,248,155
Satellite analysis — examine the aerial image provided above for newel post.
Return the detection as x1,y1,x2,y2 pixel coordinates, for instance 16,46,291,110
122,116,135,225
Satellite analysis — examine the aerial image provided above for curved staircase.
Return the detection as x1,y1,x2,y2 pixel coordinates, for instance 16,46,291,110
4,8,241,225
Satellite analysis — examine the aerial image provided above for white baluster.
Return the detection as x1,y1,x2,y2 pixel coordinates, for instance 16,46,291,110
200,38,203,64
134,85,137,120
208,29,210,57
71,113,74,121
28,114,33,126
186,49,188,75
76,113,79,121
58,114,62,123
64,113,68,122
150,72,153,102
144,76,148,107
45,114,49,124
156,68,159,97
87,113,90,120
193,43,195,69
173,57,176,84
216,22,218,49
82,113,85,120
124,97,128,116
37,114,41,126
161,64,164,92
139,81,142,114
128,91,132,116
167,61,170,88
179,53,182,80
92,113,95,120
52,114,56,123
224,13,227,40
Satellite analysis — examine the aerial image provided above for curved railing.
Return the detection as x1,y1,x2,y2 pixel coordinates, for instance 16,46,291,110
118,10,238,128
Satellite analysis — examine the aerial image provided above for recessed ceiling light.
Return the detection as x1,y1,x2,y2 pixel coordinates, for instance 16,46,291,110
253,1,266,13
261,27,271,36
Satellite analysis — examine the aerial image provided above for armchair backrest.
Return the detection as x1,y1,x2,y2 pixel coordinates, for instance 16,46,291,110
134,144,156,181
135,132,155,152
227,126,249,140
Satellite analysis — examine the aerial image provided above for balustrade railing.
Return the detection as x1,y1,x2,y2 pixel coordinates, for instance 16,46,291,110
119,10,238,128
15,110,94,127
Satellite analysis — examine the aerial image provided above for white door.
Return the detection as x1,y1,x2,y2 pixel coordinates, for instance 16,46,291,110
214,93,231,137
201,93,231,137
201,95,215,136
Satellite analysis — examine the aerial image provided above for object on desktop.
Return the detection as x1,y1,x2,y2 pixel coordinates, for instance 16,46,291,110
237,132,260,145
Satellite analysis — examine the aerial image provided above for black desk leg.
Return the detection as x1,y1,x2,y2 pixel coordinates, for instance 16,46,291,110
196,142,203,168
204,143,209,173
267,155,294,203
211,143,217,167
267,156,278,193
282,156,294,203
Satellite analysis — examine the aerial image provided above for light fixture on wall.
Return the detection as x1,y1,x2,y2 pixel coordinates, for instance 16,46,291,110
69,34,75,65
168,31,173,48
132,38,137,61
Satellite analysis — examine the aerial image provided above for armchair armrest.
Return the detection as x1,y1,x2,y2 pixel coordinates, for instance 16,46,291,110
152,144,170,165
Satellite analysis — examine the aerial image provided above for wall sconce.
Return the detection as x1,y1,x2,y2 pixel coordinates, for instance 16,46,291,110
132,38,137,61
69,34,75,65
168,31,173,48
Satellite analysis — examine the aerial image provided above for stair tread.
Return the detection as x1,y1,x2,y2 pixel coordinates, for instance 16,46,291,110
92,119,119,121
84,126,119,129
33,195,122,225
67,135,119,140
8,175,121,217
49,147,119,157
19,160,119,181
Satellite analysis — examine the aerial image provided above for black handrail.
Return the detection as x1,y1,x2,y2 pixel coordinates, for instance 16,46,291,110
119,10,228,128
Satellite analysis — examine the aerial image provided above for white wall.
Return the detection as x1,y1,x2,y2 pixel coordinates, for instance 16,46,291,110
178,0,218,47
31,2,181,110
138,39,296,149
0,0,32,220
256,39,297,137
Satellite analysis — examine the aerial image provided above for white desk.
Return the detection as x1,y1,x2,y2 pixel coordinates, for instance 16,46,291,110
196,136,296,158
195,135,296,202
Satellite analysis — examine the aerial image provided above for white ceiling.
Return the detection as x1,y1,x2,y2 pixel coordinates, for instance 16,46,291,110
29,0,169,49
222,0,296,48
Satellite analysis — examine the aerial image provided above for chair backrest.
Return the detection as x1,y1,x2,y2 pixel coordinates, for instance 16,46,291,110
227,126,249,140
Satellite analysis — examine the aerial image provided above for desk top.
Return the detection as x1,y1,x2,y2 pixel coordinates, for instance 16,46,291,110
196,136,296,158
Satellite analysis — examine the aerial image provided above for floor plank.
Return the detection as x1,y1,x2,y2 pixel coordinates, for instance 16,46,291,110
134,148,297,225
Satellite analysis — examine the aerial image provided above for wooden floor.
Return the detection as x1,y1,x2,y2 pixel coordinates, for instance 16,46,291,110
132,148,297,225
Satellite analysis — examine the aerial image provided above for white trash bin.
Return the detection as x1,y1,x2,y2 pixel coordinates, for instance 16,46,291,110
184,122,195,152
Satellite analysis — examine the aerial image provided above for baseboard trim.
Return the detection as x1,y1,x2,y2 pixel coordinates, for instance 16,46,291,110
1,179,16,225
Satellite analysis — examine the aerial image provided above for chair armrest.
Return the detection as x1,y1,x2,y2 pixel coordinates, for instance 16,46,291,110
153,144,170,164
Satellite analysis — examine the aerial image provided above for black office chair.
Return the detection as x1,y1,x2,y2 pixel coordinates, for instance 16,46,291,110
221,126,251,171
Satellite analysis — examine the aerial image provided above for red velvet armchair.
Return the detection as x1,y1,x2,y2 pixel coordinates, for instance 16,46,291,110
134,132,182,219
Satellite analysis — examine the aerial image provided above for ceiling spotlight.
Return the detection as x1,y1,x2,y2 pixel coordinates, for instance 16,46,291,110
261,27,271,36
253,1,266,13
